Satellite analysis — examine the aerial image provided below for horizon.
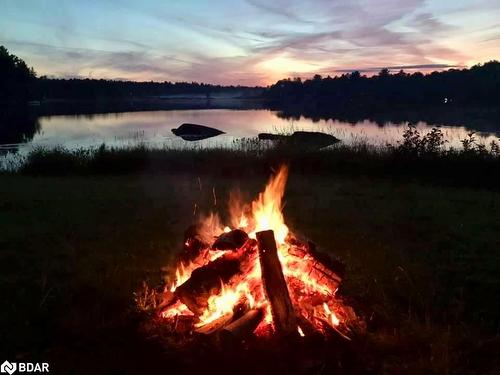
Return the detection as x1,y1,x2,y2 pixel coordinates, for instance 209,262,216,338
2,0,500,86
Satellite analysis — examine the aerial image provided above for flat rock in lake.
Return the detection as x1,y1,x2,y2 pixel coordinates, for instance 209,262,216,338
258,131,341,149
258,133,288,141
290,131,341,148
172,123,225,141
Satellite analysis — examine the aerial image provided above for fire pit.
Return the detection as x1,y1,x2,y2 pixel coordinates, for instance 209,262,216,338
137,165,362,345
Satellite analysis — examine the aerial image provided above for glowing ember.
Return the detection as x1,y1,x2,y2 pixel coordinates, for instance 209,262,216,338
323,302,340,327
298,326,305,337
157,165,354,339
161,300,193,318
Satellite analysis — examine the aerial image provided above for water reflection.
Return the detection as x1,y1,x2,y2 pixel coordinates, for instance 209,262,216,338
0,107,499,154
273,104,500,134
0,108,41,154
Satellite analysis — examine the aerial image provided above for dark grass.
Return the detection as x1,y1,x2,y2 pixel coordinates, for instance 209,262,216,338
7,126,500,189
1,168,499,373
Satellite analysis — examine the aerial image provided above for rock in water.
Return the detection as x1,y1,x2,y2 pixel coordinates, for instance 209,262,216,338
258,131,341,149
172,123,225,141
258,133,288,141
290,131,341,148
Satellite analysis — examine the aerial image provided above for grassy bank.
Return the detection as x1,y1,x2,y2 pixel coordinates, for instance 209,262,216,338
3,126,499,191
1,168,499,373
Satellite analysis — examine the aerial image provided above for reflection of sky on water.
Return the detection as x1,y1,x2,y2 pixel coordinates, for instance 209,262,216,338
1,109,499,169
32,109,499,148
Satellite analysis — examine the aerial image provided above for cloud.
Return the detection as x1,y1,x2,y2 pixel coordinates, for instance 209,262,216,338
244,0,313,23
1,39,195,81
249,30,343,56
329,63,461,74
408,13,454,34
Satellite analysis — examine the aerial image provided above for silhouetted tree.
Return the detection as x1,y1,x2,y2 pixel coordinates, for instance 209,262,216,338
0,46,37,102
350,71,361,80
378,68,390,78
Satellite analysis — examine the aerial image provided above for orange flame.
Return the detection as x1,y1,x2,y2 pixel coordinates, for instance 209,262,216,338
168,262,195,292
250,166,289,244
196,283,241,326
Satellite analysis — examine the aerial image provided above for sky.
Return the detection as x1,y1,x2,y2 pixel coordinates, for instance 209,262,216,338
1,0,500,85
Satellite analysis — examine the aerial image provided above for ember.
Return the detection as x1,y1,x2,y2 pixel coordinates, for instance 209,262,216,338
145,165,359,341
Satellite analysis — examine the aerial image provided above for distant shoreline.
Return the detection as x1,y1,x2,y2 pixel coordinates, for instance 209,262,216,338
0,97,268,117
1,96,265,106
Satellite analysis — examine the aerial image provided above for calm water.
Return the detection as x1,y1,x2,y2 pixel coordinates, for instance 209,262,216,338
1,108,499,165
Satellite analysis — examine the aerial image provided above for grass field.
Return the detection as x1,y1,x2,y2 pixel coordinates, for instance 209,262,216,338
1,168,499,373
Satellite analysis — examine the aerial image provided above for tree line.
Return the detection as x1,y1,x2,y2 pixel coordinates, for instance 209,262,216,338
36,77,262,100
1,45,500,111
0,46,260,102
264,63,500,114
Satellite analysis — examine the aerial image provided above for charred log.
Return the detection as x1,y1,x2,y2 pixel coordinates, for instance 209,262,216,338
175,253,241,314
231,296,253,321
287,240,344,292
220,308,264,342
212,229,248,250
195,312,234,335
156,290,178,311
306,241,346,280
256,230,298,336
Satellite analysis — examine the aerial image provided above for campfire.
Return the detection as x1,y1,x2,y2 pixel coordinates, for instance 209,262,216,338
139,165,360,343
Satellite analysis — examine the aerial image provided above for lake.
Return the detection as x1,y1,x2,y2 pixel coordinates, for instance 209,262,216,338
0,108,500,173
1,106,500,166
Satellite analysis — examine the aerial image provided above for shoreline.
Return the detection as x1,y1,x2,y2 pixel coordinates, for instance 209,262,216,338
1,139,498,190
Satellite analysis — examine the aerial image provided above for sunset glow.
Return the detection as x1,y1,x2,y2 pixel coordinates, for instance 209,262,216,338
1,0,499,85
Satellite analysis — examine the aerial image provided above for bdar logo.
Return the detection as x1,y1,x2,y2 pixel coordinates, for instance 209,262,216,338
0,361,16,375
1,361,49,374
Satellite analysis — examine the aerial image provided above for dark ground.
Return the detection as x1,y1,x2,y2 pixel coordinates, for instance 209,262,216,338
1,171,499,374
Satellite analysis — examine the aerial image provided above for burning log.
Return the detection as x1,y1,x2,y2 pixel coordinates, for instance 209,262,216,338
287,240,344,293
307,241,345,280
212,229,248,250
175,253,241,314
256,230,298,336
195,312,234,335
156,290,178,311
220,308,264,341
